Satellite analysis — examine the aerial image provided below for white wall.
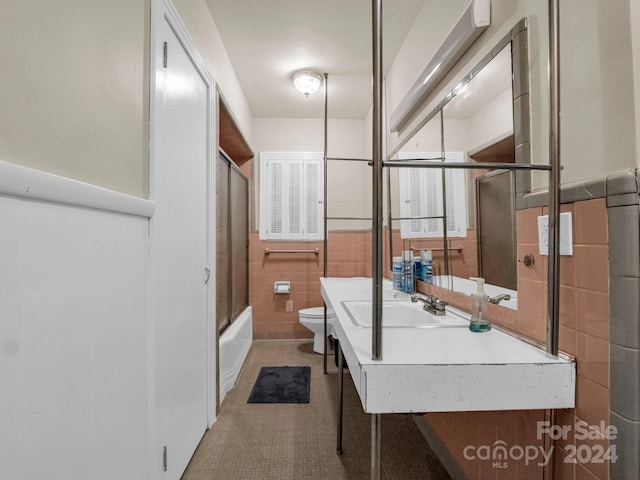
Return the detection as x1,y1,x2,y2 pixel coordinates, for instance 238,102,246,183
0,162,154,480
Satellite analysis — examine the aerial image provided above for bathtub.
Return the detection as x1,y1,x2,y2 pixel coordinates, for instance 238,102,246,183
219,306,253,403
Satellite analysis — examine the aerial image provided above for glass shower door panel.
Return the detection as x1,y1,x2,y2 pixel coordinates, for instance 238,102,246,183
216,156,231,333
230,168,248,319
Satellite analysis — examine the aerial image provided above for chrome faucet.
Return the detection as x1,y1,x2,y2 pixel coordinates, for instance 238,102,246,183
410,293,447,316
488,294,511,305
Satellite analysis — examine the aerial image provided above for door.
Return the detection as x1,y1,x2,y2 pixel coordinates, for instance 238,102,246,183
151,10,210,479
216,154,230,333
476,169,517,290
216,152,248,334
230,166,248,318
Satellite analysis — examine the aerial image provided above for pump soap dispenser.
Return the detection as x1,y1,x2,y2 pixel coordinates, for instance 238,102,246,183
469,277,490,332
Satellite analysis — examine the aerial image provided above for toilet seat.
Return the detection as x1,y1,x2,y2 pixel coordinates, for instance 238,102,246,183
299,306,335,319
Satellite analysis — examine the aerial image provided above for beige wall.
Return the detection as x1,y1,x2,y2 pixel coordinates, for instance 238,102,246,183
0,0,251,198
0,1,149,197
3,1,635,198
173,0,253,145
468,88,513,149
386,0,637,189
630,0,640,168
252,117,371,231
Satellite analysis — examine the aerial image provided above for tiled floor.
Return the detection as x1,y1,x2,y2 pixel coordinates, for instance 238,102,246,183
182,339,451,480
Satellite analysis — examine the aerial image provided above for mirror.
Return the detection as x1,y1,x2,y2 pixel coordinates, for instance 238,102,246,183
388,19,530,311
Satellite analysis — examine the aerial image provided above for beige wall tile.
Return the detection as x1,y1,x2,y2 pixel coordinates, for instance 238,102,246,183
576,375,610,429
574,245,609,293
576,333,610,388
575,198,608,246
576,289,610,340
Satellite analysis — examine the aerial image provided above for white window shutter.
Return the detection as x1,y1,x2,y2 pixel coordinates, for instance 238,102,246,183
424,167,442,236
398,152,467,239
304,159,323,237
286,160,302,236
269,160,283,235
259,152,324,240
408,168,424,235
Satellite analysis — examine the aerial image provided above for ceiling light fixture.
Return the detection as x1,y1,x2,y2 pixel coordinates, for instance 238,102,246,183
292,70,323,97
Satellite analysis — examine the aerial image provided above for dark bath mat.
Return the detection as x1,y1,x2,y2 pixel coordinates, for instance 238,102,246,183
247,366,310,404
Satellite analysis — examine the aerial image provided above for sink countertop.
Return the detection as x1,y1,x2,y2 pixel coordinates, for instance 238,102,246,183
321,277,576,414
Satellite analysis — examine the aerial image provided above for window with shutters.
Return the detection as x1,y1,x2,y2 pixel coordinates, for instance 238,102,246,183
398,152,467,239
259,152,324,240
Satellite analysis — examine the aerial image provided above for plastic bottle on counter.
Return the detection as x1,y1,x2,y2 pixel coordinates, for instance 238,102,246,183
420,250,433,284
469,277,491,332
401,250,414,293
413,255,421,283
392,256,403,291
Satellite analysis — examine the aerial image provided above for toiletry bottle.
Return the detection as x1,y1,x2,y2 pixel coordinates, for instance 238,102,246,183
402,250,414,293
392,256,403,291
469,277,490,332
420,250,433,283
413,255,421,283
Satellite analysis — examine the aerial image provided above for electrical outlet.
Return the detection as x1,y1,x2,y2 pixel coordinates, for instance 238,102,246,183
537,215,549,253
537,212,573,256
285,300,293,312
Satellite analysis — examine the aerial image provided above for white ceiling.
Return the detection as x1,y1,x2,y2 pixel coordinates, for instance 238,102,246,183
205,0,426,119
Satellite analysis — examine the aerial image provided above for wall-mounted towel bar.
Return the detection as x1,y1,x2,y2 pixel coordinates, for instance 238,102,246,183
428,245,464,252
264,248,319,255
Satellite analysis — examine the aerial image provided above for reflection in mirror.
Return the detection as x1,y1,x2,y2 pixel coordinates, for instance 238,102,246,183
389,19,529,312
387,115,473,291
443,43,516,294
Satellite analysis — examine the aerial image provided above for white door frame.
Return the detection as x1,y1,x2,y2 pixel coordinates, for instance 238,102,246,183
149,0,217,476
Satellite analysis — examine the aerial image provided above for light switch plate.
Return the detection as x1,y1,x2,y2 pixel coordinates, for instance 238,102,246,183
537,212,573,256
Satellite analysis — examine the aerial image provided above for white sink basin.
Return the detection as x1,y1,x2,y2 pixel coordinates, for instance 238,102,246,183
341,300,469,328
322,278,576,413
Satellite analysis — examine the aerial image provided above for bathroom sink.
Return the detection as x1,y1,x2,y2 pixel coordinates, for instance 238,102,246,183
341,300,469,328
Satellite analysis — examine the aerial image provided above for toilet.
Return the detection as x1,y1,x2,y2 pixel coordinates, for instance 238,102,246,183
299,307,335,354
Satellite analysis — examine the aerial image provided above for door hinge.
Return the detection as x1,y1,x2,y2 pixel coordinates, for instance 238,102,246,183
204,265,211,284
162,446,167,472
163,42,168,68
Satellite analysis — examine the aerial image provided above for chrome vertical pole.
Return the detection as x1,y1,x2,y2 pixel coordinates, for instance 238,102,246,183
547,0,560,359
371,0,383,363
439,109,450,276
336,344,344,454
323,73,329,375
544,1,560,479
372,0,383,479
371,413,382,479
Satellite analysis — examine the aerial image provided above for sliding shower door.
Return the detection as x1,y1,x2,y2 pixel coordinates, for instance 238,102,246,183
216,151,249,334
230,166,248,318
476,169,517,290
